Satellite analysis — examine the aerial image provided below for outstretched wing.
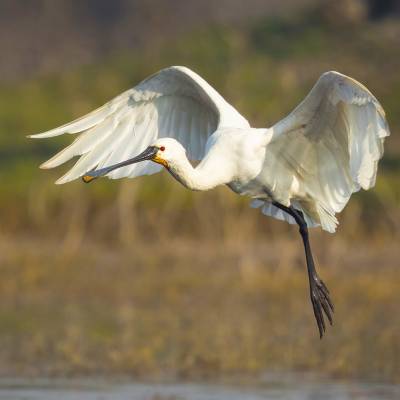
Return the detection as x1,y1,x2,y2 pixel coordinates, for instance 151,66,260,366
254,71,390,232
30,66,249,184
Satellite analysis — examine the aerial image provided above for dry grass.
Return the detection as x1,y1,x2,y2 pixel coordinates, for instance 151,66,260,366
0,223,398,382
0,174,398,381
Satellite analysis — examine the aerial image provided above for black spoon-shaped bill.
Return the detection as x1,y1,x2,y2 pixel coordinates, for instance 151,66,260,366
82,146,159,183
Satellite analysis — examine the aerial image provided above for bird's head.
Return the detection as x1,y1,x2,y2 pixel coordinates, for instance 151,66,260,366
150,138,187,169
82,137,186,183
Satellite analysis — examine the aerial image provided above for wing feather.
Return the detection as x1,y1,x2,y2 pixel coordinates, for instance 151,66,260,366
259,71,389,232
55,117,131,184
31,66,249,183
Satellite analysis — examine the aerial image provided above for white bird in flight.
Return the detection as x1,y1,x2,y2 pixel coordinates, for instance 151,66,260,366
30,66,390,337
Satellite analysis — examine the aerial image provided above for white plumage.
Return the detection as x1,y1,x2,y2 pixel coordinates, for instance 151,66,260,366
30,66,389,233
254,71,389,232
30,66,390,337
32,67,249,183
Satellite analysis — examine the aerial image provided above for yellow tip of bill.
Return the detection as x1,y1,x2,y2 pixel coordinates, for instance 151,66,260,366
82,175,96,183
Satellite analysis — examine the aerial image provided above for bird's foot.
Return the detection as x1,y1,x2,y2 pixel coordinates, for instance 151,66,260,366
310,276,334,338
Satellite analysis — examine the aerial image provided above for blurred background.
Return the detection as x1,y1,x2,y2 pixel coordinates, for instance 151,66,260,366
0,0,399,383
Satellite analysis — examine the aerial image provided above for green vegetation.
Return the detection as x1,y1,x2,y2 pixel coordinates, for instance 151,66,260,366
0,10,399,381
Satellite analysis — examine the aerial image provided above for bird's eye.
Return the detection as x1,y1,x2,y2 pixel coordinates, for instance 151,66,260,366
160,146,165,151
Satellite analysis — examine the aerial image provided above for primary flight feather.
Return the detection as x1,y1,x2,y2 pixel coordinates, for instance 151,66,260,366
30,66,390,337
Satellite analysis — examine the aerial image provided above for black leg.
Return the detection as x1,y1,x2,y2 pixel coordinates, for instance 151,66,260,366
273,201,334,338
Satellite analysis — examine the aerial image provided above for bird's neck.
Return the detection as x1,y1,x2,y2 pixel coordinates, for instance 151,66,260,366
166,154,234,191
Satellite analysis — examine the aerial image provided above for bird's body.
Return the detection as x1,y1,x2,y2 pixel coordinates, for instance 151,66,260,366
159,128,268,193
30,66,390,337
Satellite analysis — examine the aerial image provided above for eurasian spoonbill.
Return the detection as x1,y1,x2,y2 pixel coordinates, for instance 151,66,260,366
30,66,390,337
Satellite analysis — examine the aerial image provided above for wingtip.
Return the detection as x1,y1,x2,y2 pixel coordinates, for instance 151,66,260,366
39,162,50,170
54,174,66,184
39,159,58,169
28,132,50,139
